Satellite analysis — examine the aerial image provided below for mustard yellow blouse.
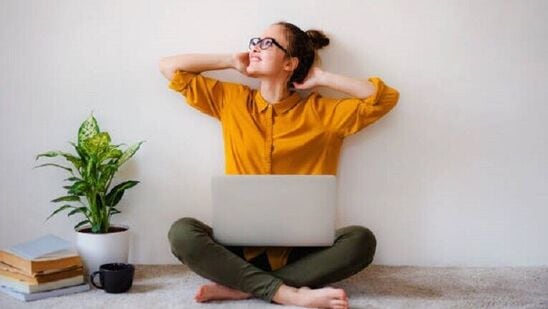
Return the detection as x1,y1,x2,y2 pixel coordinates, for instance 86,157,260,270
168,69,399,271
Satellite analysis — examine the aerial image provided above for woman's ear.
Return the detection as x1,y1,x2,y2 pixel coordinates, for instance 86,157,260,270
284,56,299,72
291,57,299,71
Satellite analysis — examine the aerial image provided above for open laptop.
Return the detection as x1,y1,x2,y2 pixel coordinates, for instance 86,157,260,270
211,174,337,246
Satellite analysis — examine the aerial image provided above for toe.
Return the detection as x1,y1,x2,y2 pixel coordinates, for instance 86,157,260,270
331,299,347,307
194,286,206,302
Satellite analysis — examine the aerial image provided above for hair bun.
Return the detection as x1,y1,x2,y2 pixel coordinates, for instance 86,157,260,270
306,29,330,50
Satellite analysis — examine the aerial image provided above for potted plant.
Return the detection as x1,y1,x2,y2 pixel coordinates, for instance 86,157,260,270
34,112,145,275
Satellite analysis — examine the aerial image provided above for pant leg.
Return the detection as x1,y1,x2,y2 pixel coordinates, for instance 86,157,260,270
167,217,284,302
270,225,377,288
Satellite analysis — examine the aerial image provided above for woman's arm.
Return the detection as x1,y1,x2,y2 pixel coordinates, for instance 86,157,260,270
293,67,376,99
319,69,376,99
159,53,235,80
306,66,400,138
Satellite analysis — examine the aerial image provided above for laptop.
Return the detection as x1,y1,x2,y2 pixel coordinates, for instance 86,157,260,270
211,174,337,246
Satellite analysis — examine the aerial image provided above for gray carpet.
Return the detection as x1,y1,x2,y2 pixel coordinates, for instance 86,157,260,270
1,264,547,308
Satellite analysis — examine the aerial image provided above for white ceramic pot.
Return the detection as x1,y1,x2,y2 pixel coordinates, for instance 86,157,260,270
75,224,130,277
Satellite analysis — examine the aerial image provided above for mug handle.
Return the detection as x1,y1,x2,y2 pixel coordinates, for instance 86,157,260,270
90,271,103,289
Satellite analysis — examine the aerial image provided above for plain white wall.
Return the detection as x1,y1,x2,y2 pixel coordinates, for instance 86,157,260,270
1,0,547,267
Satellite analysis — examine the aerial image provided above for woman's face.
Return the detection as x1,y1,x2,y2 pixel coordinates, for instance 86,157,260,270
247,25,294,79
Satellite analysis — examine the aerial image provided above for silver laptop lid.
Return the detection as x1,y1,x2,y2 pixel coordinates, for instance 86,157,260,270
211,175,337,246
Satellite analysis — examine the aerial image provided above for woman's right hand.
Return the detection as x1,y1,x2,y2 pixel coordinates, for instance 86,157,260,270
232,52,251,77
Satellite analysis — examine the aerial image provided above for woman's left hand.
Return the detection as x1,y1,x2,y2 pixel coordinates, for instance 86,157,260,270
292,66,325,90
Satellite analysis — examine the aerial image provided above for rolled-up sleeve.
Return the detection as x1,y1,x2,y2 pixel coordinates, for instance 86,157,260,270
169,70,237,121
311,76,400,138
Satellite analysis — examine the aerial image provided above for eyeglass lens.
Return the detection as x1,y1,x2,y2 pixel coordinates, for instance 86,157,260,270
249,38,273,50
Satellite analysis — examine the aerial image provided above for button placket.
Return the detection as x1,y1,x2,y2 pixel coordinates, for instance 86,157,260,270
271,110,277,154
264,105,273,173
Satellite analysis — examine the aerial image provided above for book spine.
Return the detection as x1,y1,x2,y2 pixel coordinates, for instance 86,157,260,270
0,251,82,276
0,251,31,274
0,275,84,293
0,283,90,302
0,267,84,284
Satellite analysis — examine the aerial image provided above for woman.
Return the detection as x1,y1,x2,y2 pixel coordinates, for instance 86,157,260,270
159,21,399,309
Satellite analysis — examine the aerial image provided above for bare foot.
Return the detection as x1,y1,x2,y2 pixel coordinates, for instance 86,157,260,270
194,282,253,302
272,284,348,309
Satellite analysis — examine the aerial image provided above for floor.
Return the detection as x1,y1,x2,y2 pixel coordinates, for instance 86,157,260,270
1,264,547,308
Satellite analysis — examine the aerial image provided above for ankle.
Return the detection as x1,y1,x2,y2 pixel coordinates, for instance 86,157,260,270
272,284,300,305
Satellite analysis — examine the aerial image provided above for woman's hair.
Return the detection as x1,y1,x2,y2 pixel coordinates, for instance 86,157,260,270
273,21,330,90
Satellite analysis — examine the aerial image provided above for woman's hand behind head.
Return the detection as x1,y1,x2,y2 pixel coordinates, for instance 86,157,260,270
292,66,325,90
232,52,252,77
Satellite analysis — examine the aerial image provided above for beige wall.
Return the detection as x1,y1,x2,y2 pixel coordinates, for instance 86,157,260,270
1,0,547,266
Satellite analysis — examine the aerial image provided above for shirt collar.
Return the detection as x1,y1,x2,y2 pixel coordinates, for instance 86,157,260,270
255,89,302,114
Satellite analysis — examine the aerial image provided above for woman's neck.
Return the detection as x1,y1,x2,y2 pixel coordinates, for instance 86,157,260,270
259,78,293,104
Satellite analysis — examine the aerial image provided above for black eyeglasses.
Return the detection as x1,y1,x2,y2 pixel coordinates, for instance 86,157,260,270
249,37,291,57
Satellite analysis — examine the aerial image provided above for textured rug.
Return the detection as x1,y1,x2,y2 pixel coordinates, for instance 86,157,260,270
1,264,547,308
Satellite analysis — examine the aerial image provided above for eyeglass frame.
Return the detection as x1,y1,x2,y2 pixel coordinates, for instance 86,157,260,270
249,37,292,58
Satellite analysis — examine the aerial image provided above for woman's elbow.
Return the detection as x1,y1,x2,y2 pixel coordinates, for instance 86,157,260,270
159,58,175,81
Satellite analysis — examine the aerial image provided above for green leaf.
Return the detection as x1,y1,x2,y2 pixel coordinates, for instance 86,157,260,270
74,220,90,230
70,141,88,163
35,151,62,160
96,193,104,209
35,151,82,170
61,154,82,170
105,180,139,207
78,112,100,147
82,132,111,156
64,176,82,182
98,163,118,190
109,208,121,216
99,147,123,163
85,156,96,181
33,163,73,173
67,206,89,217
66,181,89,196
46,204,75,220
117,141,145,167
51,195,81,203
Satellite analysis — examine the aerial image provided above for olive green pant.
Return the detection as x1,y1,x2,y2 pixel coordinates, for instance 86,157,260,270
167,217,376,303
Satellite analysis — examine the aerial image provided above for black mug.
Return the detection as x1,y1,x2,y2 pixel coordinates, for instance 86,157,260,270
90,263,135,293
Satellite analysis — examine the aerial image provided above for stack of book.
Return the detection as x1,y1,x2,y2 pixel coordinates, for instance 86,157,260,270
0,234,90,302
